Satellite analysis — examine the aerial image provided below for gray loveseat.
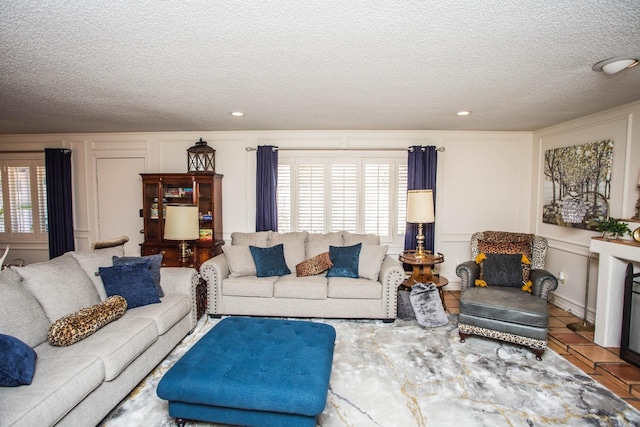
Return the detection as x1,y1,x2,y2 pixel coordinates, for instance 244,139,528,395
200,231,405,320
0,243,199,427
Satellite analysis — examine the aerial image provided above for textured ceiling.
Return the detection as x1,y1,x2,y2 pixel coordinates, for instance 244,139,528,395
1,1,639,134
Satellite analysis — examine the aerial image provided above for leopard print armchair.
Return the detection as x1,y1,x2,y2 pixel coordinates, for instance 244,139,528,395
456,231,557,299
455,231,559,360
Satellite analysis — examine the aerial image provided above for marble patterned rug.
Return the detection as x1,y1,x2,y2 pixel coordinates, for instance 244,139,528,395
100,314,640,426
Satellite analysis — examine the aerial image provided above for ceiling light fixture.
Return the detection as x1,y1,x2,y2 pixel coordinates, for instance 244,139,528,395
456,110,472,116
593,55,640,75
230,111,244,117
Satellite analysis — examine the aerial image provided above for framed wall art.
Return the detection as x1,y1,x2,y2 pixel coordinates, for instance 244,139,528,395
542,139,613,230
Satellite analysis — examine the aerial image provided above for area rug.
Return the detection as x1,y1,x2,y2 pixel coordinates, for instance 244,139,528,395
100,314,640,426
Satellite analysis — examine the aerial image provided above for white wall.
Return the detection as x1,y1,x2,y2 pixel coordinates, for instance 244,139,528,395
2,102,637,311
531,100,640,321
0,130,532,285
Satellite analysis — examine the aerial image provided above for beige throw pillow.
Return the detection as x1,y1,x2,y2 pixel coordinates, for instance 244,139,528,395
305,232,344,258
269,232,308,273
223,245,257,277
231,231,270,247
343,232,381,246
71,245,126,300
13,253,101,323
358,245,388,281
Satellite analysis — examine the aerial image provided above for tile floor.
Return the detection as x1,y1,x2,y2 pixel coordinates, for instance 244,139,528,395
443,290,640,411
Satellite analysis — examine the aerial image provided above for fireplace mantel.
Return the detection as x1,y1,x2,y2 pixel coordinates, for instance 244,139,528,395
590,237,640,347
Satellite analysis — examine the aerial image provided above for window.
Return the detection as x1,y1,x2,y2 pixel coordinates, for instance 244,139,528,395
277,154,407,245
0,158,48,241
397,164,408,236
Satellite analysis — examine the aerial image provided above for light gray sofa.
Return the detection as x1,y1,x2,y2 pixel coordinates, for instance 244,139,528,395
200,231,405,320
0,244,199,427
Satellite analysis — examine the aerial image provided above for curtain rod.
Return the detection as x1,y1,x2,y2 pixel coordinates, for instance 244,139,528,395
245,146,445,152
0,150,45,154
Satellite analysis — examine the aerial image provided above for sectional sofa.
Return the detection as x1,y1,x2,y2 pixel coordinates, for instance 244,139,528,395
0,242,199,427
200,231,405,320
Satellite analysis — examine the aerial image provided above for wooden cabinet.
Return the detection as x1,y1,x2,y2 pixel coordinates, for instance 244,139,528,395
140,173,223,269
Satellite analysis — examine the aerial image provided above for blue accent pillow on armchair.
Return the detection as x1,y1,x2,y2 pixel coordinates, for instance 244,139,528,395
0,334,37,386
99,262,161,308
249,244,291,277
327,243,362,278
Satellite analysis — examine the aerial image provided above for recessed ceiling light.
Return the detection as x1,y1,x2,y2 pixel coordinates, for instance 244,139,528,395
593,55,640,75
230,111,244,117
456,110,472,116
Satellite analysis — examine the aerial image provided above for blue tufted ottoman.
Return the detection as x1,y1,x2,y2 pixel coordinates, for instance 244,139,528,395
157,317,336,427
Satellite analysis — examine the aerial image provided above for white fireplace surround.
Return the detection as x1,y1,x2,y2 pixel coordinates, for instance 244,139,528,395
590,238,640,347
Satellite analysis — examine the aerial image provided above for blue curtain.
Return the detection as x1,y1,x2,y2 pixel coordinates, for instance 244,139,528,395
255,145,278,231
45,148,75,258
404,146,438,252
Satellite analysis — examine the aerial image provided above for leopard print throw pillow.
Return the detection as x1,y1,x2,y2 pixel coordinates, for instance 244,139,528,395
48,295,128,346
296,252,333,277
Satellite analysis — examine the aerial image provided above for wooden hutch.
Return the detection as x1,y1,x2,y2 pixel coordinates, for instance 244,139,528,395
140,173,223,269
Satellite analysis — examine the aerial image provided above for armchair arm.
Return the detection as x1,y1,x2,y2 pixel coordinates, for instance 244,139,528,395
199,253,230,316
378,255,405,319
159,267,200,330
530,269,558,299
456,261,479,294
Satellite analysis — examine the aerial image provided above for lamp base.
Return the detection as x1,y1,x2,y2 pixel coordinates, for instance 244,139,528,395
414,222,426,259
177,240,193,261
567,321,595,333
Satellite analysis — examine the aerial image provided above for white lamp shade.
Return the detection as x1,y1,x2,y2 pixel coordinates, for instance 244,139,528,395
406,189,435,223
164,205,200,240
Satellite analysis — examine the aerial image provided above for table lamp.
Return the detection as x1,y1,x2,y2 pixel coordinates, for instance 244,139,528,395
164,205,200,261
406,189,435,259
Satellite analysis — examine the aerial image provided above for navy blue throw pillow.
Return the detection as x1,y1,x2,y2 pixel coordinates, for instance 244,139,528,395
113,254,164,297
249,244,291,277
0,334,37,387
326,243,362,278
99,262,161,308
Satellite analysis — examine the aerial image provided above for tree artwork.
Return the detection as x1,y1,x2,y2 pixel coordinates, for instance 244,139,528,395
542,139,613,230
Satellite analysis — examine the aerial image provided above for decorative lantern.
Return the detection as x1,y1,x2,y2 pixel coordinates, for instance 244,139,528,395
187,138,215,173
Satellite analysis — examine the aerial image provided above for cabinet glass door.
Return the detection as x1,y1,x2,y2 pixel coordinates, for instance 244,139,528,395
198,182,213,241
144,182,161,241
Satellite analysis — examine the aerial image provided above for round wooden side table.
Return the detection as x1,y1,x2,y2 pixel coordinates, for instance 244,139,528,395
399,250,448,311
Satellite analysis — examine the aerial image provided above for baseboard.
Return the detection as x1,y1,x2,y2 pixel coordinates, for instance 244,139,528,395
550,293,595,324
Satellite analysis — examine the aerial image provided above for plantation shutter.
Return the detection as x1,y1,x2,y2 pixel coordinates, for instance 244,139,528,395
277,164,292,233
8,165,33,233
37,165,48,233
364,162,391,237
298,163,325,233
397,163,408,236
330,163,357,232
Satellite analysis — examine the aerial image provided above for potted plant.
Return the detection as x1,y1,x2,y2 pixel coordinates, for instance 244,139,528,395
597,217,631,240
